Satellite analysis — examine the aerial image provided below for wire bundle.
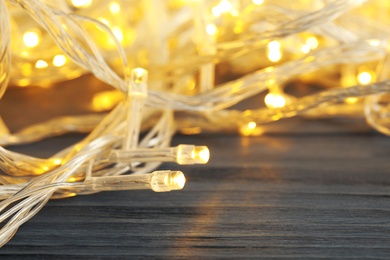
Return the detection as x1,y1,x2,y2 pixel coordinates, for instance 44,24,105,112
0,0,389,246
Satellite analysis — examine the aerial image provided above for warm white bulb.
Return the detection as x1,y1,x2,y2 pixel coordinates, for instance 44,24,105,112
23,32,39,48
71,0,93,8
52,55,67,67
206,24,217,35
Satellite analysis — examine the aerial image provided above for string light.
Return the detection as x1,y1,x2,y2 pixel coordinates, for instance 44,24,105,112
52,55,67,67
23,31,40,48
1,0,390,247
71,0,93,8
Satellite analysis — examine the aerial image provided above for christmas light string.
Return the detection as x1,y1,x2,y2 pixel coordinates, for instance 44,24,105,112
0,0,389,246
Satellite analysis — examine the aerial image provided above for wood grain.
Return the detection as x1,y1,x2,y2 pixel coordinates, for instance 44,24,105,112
1,127,389,259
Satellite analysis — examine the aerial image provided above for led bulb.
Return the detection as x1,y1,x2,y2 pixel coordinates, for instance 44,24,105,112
71,0,93,8
265,92,286,108
23,31,39,48
176,144,210,164
129,68,148,97
150,171,186,192
83,171,186,192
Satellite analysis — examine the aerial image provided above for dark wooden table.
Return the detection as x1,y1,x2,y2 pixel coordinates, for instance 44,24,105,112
1,80,390,258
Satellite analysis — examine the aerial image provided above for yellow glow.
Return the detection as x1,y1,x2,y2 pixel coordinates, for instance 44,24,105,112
92,90,124,111
239,122,264,136
191,146,210,164
98,18,110,26
71,0,93,8
23,31,39,48
267,41,282,62
267,50,282,62
21,51,29,58
21,63,32,76
212,0,234,17
35,60,48,69
18,79,31,86
301,44,311,54
247,121,257,129
268,40,281,50
206,23,217,35
52,55,67,67
173,173,186,189
180,127,202,135
252,0,264,5
112,27,123,42
306,36,319,49
357,71,373,85
368,39,381,46
166,171,186,190
265,92,286,108
345,97,359,104
53,159,62,165
109,2,121,14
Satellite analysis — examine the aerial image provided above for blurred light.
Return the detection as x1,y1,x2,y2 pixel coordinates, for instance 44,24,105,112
267,50,282,62
206,23,217,35
268,40,281,50
345,97,359,104
23,31,39,48
71,0,93,8
252,0,264,5
357,71,373,85
35,60,48,69
52,55,67,67
92,90,124,111
301,44,311,54
239,121,264,136
212,0,234,17
109,2,121,14
306,36,319,49
265,92,286,108
112,27,124,42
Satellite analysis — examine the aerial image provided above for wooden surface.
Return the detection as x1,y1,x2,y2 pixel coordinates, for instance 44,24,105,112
0,121,389,259
1,82,390,258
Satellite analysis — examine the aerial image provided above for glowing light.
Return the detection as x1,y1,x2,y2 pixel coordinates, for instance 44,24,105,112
53,159,62,165
23,31,39,48
212,0,234,17
191,146,210,164
92,90,124,111
357,71,373,85
267,41,282,62
71,0,92,8
170,172,186,189
306,36,319,49
112,27,123,42
252,0,264,5
109,2,121,14
345,97,359,104
180,127,202,135
52,55,67,67
268,40,281,50
17,79,31,86
368,39,381,46
206,24,217,35
239,122,264,136
98,18,110,26
164,171,186,190
265,92,286,108
247,121,257,129
267,50,282,62
301,44,311,54
35,60,48,69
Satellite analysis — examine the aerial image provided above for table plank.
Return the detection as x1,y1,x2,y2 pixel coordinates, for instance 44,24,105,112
1,130,389,259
